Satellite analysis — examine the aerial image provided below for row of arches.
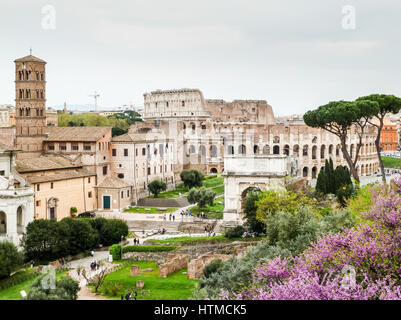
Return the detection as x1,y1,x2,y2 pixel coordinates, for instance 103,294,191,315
0,206,24,235
18,89,44,100
18,108,44,117
18,70,44,81
302,162,379,179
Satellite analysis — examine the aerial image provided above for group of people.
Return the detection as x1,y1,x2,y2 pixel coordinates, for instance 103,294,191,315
90,261,100,271
180,209,192,219
197,212,208,220
133,238,140,245
122,291,137,300
157,228,167,234
163,214,176,221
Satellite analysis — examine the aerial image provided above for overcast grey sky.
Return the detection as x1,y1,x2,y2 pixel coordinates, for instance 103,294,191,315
1,0,401,116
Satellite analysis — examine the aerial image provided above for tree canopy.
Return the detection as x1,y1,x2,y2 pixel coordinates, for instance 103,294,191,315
304,100,379,183
148,180,167,198
180,170,204,189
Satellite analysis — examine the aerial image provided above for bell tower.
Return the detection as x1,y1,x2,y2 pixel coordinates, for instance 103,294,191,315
14,53,47,159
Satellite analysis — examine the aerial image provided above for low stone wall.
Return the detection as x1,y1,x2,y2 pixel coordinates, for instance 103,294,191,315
188,252,231,279
123,251,170,264
158,253,188,277
137,196,190,208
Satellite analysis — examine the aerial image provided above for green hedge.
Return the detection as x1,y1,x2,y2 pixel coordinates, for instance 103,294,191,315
122,245,179,253
110,244,122,260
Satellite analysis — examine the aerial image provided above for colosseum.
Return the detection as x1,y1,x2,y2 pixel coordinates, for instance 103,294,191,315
140,88,379,179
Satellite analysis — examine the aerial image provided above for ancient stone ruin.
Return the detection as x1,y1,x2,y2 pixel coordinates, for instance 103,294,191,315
187,252,231,280
158,253,188,277
130,265,140,276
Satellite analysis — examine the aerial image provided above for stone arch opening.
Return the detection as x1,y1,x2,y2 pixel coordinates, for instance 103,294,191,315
329,144,333,155
273,145,280,155
283,145,290,156
312,167,317,179
312,146,317,159
293,144,299,156
238,144,246,155
189,145,196,154
320,145,326,159
227,145,234,155
17,206,23,234
210,145,218,158
303,145,308,156
303,167,308,177
210,168,218,174
253,145,259,154
241,187,262,212
263,145,270,155
0,211,6,235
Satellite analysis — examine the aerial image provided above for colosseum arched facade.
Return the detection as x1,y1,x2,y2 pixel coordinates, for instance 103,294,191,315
141,88,379,180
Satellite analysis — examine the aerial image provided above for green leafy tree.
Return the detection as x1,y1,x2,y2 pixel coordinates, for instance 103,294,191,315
225,226,246,239
243,190,265,235
0,242,24,279
356,94,401,183
304,100,379,183
99,219,128,246
26,275,79,300
21,219,61,262
180,170,204,189
187,187,215,208
147,180,167,198
256,189,317,223
203,259,224,278
58,218,97,255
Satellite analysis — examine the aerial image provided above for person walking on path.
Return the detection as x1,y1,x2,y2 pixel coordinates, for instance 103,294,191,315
134,291,137,300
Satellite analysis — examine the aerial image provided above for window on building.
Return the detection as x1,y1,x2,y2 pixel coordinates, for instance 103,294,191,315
84,144,91,151
88,177,91,183
0,171,4,176
127,190,130,197
112,149,116,156
36,200,41,207
103,166,108,175
88,191,92,198
142,148,146,156
50,182,54,189
60,143,67,151
48,144,55,151
121,191,124,199
36,184,40,191
136,148,138,156
147,167,151,175
124,149,128,156
160,165,163,173
181,100,185,107
71,143,79,151
118,173,124,179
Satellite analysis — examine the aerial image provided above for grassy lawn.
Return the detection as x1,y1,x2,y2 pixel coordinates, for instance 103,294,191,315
124,207,177,214
148,175,224,199
190,196,224,219
382,156,401,168
98,261,199,300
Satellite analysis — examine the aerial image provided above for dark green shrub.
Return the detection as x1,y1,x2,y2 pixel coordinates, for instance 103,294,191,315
99,219,129,246
336,183,356,207
148,180,167,198
203,259,224,278
26,275,79,300
58,218,97,255
180,170,204,189
21,219,60,262
224,226,246,239
110,244,122,260
0,270,36,291
0,242,24,279
187,187,215,208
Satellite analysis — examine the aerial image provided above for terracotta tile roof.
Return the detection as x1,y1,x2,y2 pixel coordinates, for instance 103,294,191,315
25,168,95,184
111,133,133,142
112,131,170,143
14,55,46,64
96,176,130,189
16,155,81,173
45,126,111,142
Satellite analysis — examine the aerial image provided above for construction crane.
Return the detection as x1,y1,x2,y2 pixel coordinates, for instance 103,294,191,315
89,91,100,112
